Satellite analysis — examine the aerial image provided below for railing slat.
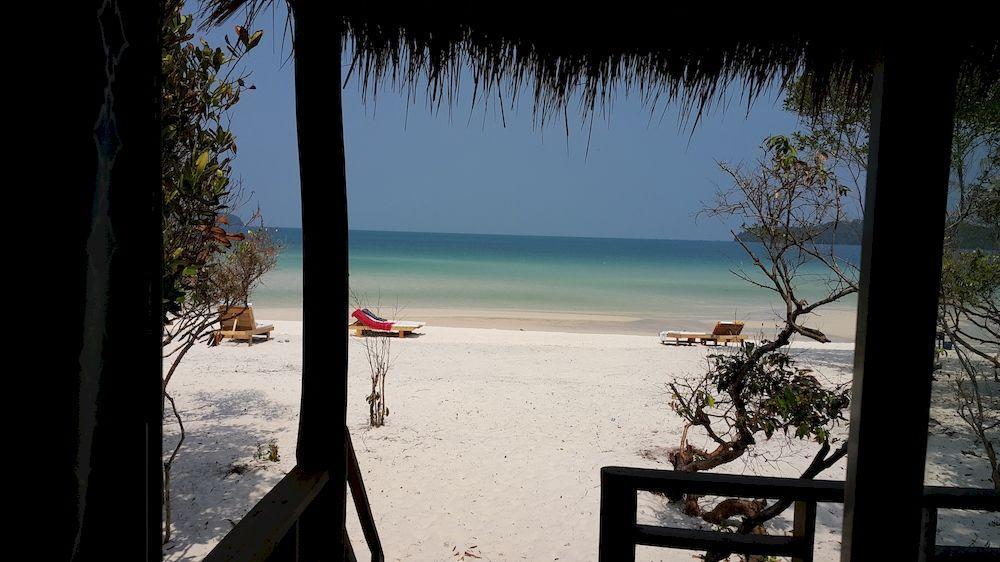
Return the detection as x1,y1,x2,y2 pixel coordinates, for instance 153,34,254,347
922,486,1000,511
204,466,329,562
347,428,385,562
203,431,389,562
934,545,1000,560
634,525,806,557
601,466,845,502
345,529,359,562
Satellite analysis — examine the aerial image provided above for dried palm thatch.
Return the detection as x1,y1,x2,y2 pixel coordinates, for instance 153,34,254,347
201,4,999,127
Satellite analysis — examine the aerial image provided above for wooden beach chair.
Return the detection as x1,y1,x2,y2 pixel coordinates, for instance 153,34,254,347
214,305,274,345
348,308,425,338
660,321,747,346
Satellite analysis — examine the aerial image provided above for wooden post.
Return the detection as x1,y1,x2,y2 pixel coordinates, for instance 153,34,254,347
291,4,349,560
841,43,957,561
917,508,938,562
599,469,637,561
792,500,816,562
63,2,162,560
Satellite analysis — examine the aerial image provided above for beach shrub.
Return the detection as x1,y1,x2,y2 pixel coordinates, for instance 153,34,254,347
352,294,397,428
668,345,851,532
666,345,853,553
363,328,393,428
669,346,850,470
256,439,281,463
213,227,281,307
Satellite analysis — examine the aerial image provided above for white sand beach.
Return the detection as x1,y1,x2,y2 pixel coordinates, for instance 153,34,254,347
163,320,998,561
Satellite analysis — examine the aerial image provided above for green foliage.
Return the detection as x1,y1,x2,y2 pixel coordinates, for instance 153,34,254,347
672,345,850,446
783,77,870,182
948,81,998,253
160,6,270,545
937,80,999,361
941,251,1000,308
255,439,280,463
161,2,262,319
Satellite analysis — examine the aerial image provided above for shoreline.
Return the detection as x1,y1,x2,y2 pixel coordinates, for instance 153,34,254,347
254,305,859,342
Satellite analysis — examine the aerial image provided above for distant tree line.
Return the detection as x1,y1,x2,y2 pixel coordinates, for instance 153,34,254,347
738,218,996,249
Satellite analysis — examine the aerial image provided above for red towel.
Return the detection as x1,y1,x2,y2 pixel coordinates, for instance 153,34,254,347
351,308,394,331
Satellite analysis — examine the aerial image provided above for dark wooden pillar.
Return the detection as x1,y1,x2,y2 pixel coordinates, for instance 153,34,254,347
841,44,957,560
599,468,637,561
291,4,349,560
65,1,162,560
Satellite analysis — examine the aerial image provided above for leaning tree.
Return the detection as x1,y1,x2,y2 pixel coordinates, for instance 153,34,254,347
668,73,1000,558
667,133,859,554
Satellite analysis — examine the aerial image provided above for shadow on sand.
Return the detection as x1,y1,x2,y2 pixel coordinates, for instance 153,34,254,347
163,390,293,561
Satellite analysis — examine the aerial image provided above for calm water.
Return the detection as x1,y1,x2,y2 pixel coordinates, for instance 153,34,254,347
253,229,859,320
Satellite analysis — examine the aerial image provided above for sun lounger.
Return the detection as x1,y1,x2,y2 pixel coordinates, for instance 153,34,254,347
660,321,747,346
349,308,425,338
213,305,274,345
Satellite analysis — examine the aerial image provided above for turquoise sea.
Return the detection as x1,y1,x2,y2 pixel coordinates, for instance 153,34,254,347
253,229,859,332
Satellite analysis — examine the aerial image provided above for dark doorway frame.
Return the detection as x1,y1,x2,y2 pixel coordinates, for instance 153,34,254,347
71,7,998,560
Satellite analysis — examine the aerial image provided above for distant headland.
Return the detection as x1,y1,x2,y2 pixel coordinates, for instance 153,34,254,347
738,219,996,250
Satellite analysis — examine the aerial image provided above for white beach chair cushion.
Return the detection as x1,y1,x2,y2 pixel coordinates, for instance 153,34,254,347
659,330,704,342
390,321,425,329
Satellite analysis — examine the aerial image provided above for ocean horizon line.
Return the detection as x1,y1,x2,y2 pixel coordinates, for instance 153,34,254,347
258,226,864,246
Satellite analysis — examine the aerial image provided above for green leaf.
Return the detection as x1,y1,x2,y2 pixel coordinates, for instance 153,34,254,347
248,30,264,49
195,151,210,174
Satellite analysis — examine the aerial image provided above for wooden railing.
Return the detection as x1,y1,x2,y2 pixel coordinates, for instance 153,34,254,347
920,486,1000,561
204,429,384,562
347,429,384,561
599,466,999,562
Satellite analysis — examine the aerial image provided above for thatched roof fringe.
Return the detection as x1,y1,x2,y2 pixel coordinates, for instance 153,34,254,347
341,23,882,129
199,5,999,128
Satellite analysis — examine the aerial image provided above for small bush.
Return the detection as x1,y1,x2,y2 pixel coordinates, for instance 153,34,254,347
255,439,280,462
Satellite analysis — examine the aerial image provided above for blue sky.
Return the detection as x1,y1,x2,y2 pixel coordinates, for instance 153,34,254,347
206,14,804,241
